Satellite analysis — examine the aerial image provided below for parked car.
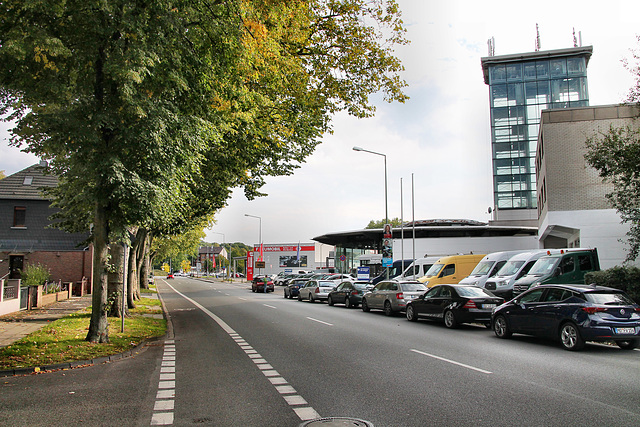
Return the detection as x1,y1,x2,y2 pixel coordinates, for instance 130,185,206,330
361,280,427,316
284,278,308,299
492,284,640,351
324,274,356,285
298,280,336,302
166,273,174,279
251,276,274,293
405,284,503,328
458,250,528,288
483,250,554,300
327,281,371,308
398,256,439,281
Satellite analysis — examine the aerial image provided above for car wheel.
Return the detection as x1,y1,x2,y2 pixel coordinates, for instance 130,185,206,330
560,322,584,351
444,310,458,328
298,293,303,301
328,296,334,306
615,339,639,350
383,301,393,316
288,293,293,299
493,315,511,338
406,305,418,321
309,294,314,303
362,298,370,312
344,297,351,309
283,291,288,299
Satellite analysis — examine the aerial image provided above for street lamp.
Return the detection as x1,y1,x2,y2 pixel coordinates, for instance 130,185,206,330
353,146,388,224
353,146,389,279
244,214,263,276
210,231,228,281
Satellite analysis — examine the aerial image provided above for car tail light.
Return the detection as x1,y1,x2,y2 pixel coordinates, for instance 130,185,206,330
315,288,320,293
463,300,477,309
396,292,404,300
581,307,607,314
351,291,359,296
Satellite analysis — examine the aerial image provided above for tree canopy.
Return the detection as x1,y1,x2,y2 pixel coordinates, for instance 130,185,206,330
0,0,408,342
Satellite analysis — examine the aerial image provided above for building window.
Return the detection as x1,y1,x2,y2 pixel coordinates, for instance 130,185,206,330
13,206,26,227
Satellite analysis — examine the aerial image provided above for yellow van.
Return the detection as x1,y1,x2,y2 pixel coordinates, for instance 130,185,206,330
417,254,486,287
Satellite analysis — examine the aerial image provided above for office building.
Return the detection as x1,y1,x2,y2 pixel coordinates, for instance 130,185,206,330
481,46,593,224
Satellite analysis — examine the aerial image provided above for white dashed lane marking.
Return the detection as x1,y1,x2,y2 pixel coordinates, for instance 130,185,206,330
165,283,321,421
151,340,176,425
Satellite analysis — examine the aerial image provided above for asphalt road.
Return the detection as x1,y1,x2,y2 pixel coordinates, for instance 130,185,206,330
1,277,639,426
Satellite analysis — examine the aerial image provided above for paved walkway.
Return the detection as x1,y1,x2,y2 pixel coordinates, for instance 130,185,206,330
0,295,93,348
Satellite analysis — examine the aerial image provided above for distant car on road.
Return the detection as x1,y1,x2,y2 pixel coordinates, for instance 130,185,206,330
298,280,336,302
327,281,371,308
405,284,503,328
361,280,427,316
166,273,174,279
251,276,274,293
492,284,640,351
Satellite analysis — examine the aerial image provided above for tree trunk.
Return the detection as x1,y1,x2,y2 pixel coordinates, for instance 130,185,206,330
127,243,138,308
86,203,110,343
107,243,126,317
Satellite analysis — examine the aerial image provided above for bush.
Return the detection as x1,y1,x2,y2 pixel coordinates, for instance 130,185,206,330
20,263,51,288
585,266,640,304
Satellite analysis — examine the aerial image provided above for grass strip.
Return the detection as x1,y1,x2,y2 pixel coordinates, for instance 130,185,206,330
0,297,166,370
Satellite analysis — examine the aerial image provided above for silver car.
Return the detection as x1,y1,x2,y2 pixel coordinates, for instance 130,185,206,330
298,280,336,302
361,280,427,316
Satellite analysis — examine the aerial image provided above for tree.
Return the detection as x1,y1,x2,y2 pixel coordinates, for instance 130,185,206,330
0,0,407,343
365,218,403,229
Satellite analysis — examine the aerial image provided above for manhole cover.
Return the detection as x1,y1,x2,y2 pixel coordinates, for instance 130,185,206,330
299,417,373,427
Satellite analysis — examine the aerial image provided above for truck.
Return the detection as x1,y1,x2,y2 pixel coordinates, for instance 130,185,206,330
511,248,600,296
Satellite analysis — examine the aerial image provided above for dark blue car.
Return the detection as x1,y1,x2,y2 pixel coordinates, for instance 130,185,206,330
492,284,640,351
283,278,308,299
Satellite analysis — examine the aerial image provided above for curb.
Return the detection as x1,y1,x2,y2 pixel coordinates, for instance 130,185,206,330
0,290,170,378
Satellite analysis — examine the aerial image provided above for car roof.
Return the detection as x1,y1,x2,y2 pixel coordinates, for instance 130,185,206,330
528,283,623,293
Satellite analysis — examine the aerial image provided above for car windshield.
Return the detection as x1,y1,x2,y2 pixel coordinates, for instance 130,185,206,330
469,261,493,276
585,292,635,306
456,286,495,298
401,283,427,291
528,257,560,275
318,281,334,287
423,263,444,278
496,260,525,276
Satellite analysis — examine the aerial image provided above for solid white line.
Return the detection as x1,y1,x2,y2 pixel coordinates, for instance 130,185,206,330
263,304,277,309
410,349,493,374
306,317,333,326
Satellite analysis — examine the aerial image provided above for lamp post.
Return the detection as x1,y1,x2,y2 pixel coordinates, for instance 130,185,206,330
353,146,389,279
244,214,263,277
211,231,228,281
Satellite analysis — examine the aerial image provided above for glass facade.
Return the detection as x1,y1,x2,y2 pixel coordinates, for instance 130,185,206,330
485,53,589,210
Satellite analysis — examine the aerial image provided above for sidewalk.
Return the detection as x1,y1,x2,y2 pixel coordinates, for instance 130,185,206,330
0,295,93,348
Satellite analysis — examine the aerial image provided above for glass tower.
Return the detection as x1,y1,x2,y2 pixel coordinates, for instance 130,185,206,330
481,46,592,218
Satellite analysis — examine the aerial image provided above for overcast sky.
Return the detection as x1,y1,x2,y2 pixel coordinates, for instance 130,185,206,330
2,1,640,247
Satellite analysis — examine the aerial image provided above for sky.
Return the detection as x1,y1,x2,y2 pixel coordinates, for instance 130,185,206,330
2,0,640,247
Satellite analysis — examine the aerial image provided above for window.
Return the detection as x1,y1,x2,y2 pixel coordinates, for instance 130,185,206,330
578,255,593,271
13,207,26,227
440,264,455,277
543,288,571,302
518,288,545,303
560,256,575,274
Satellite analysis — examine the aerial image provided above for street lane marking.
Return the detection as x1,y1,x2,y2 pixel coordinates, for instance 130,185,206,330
263,304,277,309
306,317,333,326
238,297,247,301
410,349,493,374
163,282,321,422
152,340,176,425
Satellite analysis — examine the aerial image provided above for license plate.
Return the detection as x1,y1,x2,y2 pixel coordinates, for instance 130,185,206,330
483,304,496,309
614,327,636,334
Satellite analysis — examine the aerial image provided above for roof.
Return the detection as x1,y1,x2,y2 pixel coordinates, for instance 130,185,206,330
312,222,537,248
0,163,57,200
481,45,593,84
199,246,224,256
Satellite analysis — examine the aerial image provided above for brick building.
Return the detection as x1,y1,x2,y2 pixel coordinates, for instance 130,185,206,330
0,163,92,286
537,104,640,268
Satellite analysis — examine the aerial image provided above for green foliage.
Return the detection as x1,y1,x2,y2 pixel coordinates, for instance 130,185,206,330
584,266,640,304
585,125,640,262
365,217,403,229
20,263,51,287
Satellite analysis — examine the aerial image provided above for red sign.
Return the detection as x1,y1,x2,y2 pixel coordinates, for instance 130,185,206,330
247,251,254,281
253,245,315,252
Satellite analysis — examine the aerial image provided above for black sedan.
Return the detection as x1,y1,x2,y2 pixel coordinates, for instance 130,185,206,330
327,281,371,308
283,278,308,299
492,284,640,351
406,284,503,328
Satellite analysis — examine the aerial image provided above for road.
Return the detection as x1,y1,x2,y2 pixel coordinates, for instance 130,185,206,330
1,277,639,426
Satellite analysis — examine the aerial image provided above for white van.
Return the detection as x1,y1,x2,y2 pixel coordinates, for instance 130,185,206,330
398,256,440,281
483,250,556,299
458,250,529,288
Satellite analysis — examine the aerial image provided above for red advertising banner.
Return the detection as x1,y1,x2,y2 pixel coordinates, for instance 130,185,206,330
247,251,254,281
253,245,315,252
